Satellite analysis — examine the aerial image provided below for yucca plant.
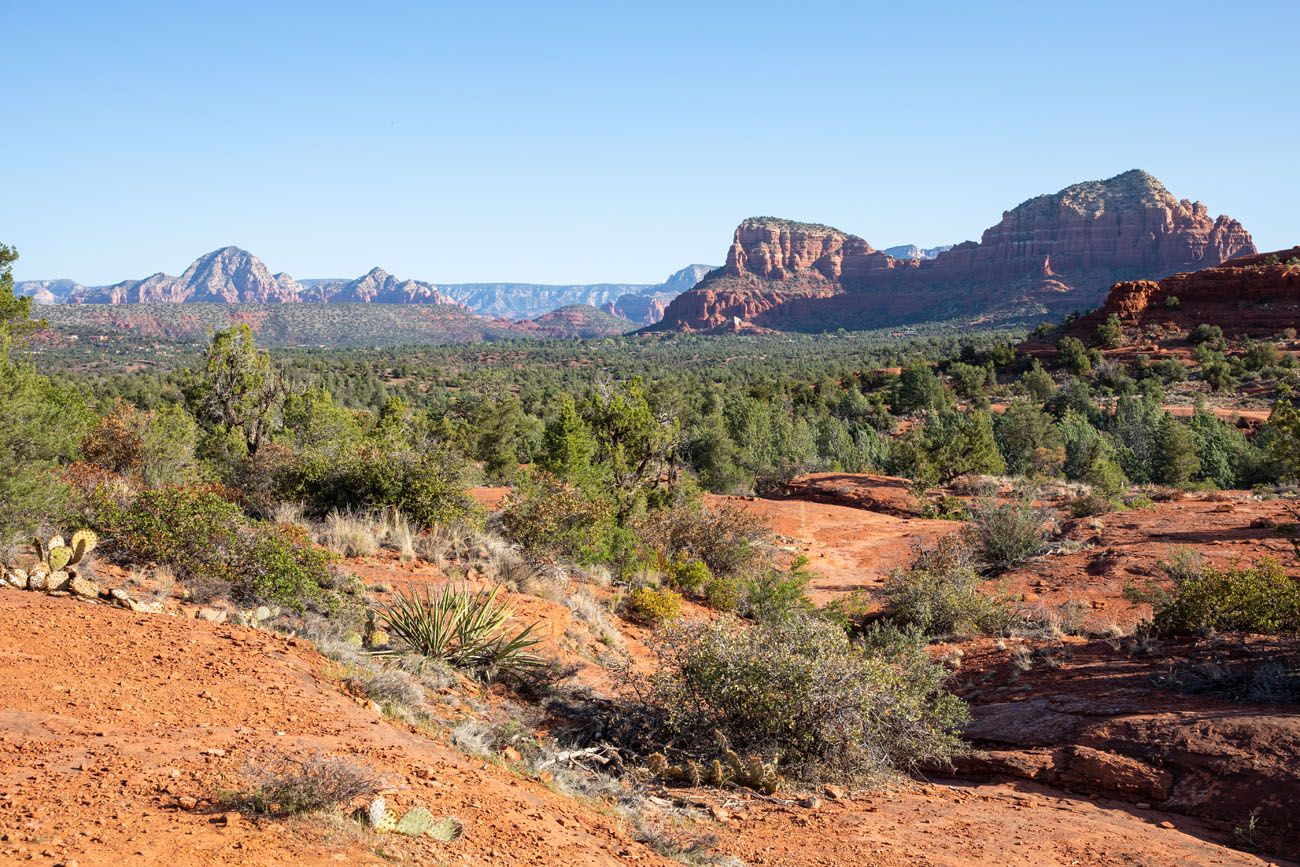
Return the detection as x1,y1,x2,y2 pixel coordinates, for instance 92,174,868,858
378,583,543,679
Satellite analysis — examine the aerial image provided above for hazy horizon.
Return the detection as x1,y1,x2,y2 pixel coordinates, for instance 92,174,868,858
7,0,1298,284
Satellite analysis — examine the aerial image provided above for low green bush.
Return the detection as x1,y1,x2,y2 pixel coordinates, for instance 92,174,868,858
628,613,968,784
624,585,683,625
879,564,1014,638
962,498,1051,573
1153,559,1300,635
103,486,342,610
498,471,619,564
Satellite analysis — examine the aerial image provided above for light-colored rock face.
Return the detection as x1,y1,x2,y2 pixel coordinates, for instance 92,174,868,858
15,278,85,304
658,171,1257,332
327,267,455,305
178,246,302,303
72,248,302,304
883,244,952,261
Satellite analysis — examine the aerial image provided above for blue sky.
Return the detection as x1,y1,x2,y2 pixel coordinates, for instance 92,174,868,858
6,0,1298,284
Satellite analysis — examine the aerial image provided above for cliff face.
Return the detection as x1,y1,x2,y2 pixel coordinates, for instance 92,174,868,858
656,171,1256,333
725,218,877,282
925,170,1254,292
1072,247,1300,338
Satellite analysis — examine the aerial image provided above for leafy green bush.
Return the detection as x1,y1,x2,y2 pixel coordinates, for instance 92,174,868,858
629,613,968,784
0,350,88,538
634,501,771,584
880,563,1014,637
962,498,1050,573
1056,336,1092,376
498,471,619,563
103,486,340,610
1190,323,1226,350
1093,314,1125,350
290,441,481,531
892,361,949,415
739,556,814,622
1153,559,1300,635
624,585,683,625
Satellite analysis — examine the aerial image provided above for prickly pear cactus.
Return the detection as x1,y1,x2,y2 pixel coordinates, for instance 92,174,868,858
426,816,463,842
395,807,434,836
48,546,73,571
47,535,65,551
70,532,96,566
643,736,783,795
366,796,396,831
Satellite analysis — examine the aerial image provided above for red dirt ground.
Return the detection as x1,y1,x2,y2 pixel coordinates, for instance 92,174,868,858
4,479,1297,865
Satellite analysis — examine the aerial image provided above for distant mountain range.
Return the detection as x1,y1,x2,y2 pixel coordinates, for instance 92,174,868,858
17,248,717,326
882,244,953,261
653,170,1256,333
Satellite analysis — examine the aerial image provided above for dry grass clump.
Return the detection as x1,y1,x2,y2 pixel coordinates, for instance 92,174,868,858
962,498,1053,574
222,750,381,815
349,666,426,709
318,509,380,558
565,586,625,649
376,508,417,562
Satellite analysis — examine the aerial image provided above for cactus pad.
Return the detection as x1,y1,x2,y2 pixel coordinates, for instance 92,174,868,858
365,797,396,831
395,807,434,836
48,546,73,571
70,530,98,564
426,816,463,842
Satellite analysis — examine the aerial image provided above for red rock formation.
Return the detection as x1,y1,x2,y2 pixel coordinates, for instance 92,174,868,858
1072,246,1300,338
516,304,633,339
655,171,1256,333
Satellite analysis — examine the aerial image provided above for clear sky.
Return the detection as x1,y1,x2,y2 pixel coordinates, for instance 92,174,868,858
6,0,1298,285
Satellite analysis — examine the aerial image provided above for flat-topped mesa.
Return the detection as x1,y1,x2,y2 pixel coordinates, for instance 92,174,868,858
655,171,1256,333
1071,246,1300,339
726,217,877,283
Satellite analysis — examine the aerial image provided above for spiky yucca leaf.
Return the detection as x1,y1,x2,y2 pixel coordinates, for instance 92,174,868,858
379,583,543,678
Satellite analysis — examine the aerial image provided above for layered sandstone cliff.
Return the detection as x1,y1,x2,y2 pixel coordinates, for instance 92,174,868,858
655,171,1256,333
1072,247,1300,338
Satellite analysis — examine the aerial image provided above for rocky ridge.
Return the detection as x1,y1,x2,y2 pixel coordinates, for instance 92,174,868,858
1070,246,1300,338
40,250,714,324
518,304,635,338
655,171,1256,333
